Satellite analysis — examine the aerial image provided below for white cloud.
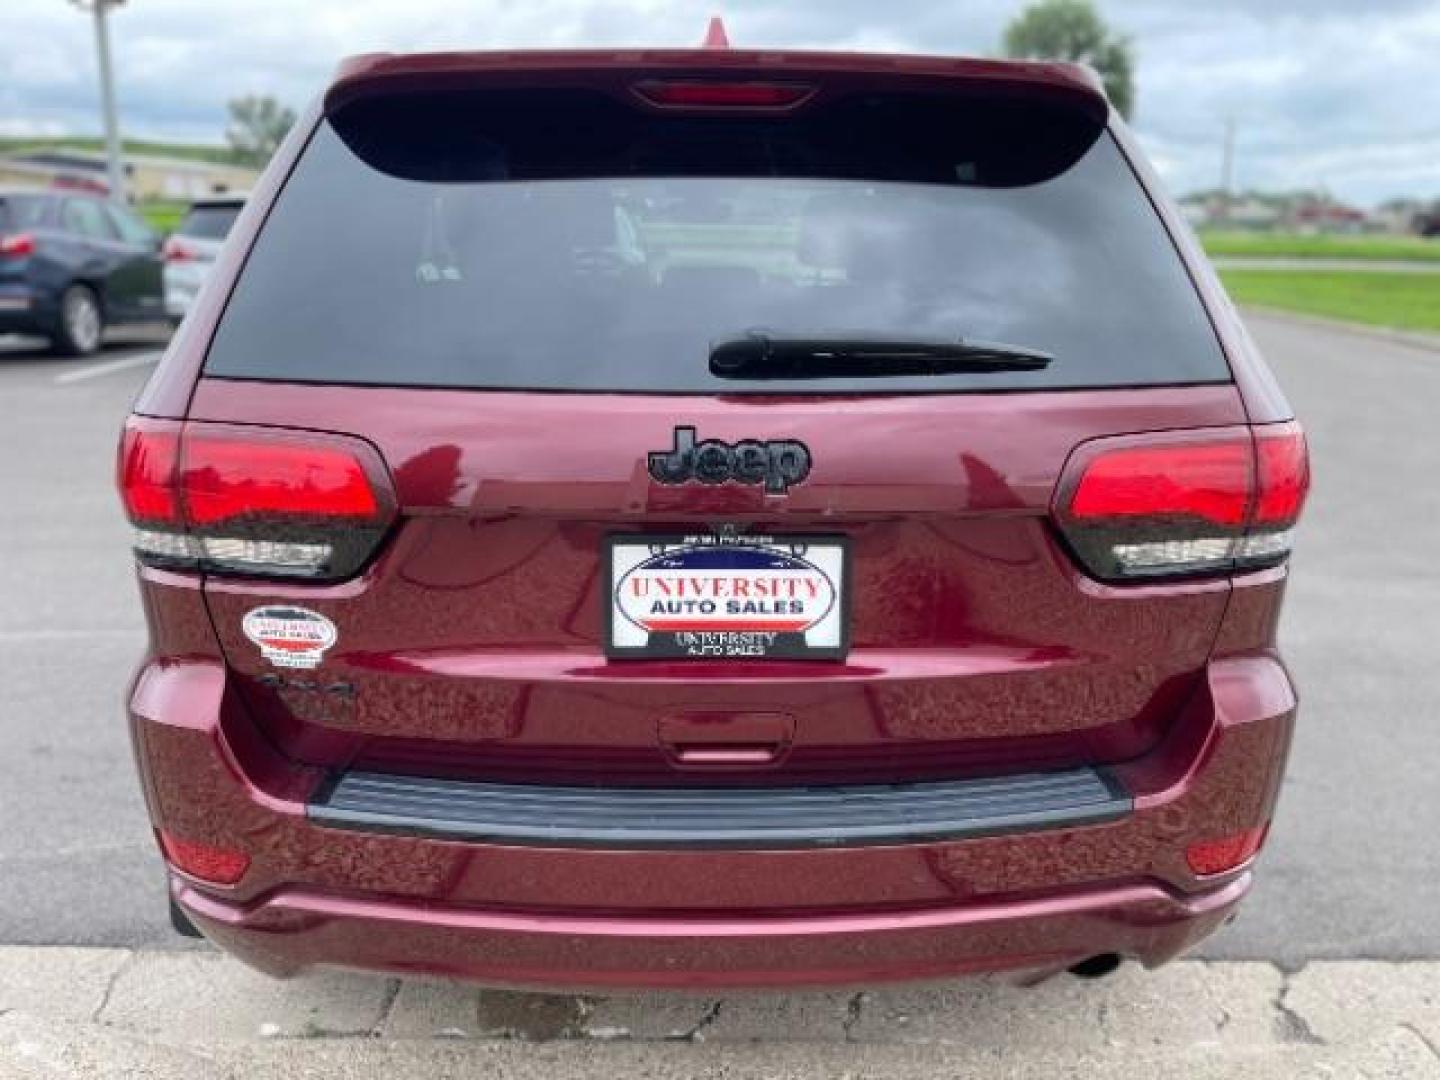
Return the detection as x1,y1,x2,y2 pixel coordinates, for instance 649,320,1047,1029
1,0,1435,205
0,116,69,139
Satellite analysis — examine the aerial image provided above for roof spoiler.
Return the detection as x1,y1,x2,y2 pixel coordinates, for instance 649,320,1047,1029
323,49,1111,124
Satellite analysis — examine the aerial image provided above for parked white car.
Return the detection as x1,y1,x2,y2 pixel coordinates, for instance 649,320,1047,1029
162,194,246,322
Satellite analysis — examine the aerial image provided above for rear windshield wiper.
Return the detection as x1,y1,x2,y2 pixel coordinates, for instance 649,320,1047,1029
708,330,1054,380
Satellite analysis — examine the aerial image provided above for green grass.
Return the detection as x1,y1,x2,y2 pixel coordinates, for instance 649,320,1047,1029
1219,269,1440,334
1201,230,1440,263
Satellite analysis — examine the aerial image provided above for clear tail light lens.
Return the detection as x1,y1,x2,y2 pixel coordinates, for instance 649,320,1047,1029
118,418,395,580
1054,423,1309,582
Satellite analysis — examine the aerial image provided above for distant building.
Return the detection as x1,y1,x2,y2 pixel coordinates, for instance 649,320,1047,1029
1179,194,1282,231
1287,197,1368,234
1179,191,1377,234
0,149,258,201
1373,199,1440,236
1225,197,1283,230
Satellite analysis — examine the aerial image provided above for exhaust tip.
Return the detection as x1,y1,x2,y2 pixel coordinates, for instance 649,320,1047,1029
1068,953,1123,979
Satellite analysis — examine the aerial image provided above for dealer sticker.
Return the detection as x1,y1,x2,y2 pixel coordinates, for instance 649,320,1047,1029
606,534,848,660
242,606,338,670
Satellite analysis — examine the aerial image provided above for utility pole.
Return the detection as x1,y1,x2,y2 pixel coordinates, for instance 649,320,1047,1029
70,0,128,203
1221,115,1236,199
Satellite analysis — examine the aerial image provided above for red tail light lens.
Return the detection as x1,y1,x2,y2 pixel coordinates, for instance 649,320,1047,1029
1055,422,1309,581
1070,442,1251,528
163,237,197,263
632,80,816,110
118,419,181,525
1186,824,1269,876
181,435,380,526
0,232,36,257
1254,424,1310,525
117,418,395,580
158,830,250,886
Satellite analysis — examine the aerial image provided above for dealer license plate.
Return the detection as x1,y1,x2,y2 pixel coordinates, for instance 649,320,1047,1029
604,533,849,660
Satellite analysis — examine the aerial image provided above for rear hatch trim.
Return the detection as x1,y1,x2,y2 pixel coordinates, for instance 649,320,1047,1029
308,766,1131,849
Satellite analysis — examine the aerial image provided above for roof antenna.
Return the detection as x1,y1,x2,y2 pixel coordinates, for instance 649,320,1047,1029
702,15,731,49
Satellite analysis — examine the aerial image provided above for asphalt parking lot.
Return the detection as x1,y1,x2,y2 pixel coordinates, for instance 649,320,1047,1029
3,311,1438,961
1,314,1438,1075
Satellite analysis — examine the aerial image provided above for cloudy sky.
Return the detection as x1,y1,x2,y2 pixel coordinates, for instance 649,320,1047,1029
3,0,1438,206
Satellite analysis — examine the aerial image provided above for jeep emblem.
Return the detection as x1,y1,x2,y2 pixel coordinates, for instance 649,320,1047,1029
648,427,811,495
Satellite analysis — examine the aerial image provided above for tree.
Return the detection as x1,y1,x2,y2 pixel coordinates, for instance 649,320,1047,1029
1002,0,1135,120
225,95,296,166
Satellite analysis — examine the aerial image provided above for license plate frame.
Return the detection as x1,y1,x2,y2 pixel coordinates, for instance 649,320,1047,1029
603,533,851,661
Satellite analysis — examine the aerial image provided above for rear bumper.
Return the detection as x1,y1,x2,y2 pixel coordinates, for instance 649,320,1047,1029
176,872,1248,990
0,284,53,335
131,634,1294,988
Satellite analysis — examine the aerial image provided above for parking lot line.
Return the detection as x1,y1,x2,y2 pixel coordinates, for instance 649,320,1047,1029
54,351,163,385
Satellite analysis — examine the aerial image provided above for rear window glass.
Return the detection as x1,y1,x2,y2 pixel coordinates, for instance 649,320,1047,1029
205,89,1227,393
177,204,241,241
0,195,48,231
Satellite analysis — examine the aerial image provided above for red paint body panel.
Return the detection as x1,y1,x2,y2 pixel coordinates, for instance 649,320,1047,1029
131,634,1288,984
179,876,1248,989
186,379,1246,784
121,46,1303,987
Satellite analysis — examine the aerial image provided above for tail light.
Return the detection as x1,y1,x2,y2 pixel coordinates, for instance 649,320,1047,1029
632,80,816,110
163,237,198,263
118,418,396,580
0,232,36,257
1186,824,1269,876
1054,422,1309,582
158,830,250,886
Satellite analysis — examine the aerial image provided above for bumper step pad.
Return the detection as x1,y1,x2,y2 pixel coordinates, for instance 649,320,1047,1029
309,767,1130,849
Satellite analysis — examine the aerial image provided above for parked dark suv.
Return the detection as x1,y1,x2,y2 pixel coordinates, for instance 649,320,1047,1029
0,190,164,355
117,45,1308,989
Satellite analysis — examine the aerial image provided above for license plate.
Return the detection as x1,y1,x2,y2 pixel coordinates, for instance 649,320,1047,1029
604,533,849,660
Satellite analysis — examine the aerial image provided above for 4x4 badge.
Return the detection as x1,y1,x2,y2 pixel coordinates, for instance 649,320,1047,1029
648,426,811,495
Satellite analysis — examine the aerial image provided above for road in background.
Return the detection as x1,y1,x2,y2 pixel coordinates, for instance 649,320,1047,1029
1212,256,1440,274
0,315,1436,966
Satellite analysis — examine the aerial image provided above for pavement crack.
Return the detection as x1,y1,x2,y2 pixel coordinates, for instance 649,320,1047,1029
1400,1022,1440,1064
842,991,867,1042
90,951,135,1024
1215,1005,1232,1035
1271,970,1324,1046
367,978,402,1038
680,999,723,1042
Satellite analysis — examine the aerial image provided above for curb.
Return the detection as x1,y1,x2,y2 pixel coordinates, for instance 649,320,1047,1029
2,951,1438,1077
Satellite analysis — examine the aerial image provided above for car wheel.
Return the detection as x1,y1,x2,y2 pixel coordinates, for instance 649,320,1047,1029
53,284,104,356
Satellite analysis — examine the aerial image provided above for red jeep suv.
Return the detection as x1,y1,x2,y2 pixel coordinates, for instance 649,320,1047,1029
117,45,1308,989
